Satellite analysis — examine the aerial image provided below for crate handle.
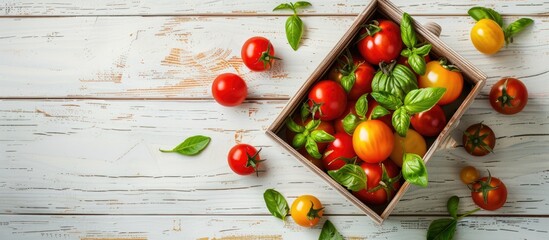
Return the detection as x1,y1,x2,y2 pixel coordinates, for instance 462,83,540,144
424,22,442,38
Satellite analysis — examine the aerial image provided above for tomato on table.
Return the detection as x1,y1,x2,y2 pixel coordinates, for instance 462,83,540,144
307,80,348,121
353,160,401,205
241,36,279,71
410,104,447,137
460,166,480,184
419,60,463,105
291,195,324,227
470,19,505,55
227,144,263,175
471,173,507,211
489,77,528,115
353,120,394,163
463,122,496,156
322,132,357,171
357,19,403,65
389,129,427,167
211,73,247,107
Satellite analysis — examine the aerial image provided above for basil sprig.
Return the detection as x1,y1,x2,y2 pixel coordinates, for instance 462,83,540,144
286,117,335,159
342,93,368,134
159,135,211,156
427,196,480,240
468,6,533,45
273,1,312,51
263,189,290,222
327,164,367,192
319,220,344,240
400,12,432,75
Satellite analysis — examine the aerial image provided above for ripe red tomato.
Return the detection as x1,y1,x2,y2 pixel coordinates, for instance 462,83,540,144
353,120,394,163
463,122,496,156
227,144,262,175
489,77,528,115
322,133,357,171
241,36,278,71
357,20,403,65
471,175,507,211
308,80,348,121
212,73,247,107
353,160,401,205
334,101,356,134
419,60,463,105
410,104,447,137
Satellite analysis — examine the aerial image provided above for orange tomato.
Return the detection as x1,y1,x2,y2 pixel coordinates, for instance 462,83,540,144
290,195,324,227
352,120,394,163
389,129,427,167
419,61,464,105
470,19,505,55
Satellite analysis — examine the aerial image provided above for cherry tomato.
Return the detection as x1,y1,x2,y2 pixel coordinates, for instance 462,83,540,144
357,20,403,65
241,36,278,71
471,174,507,211
291,195,324,227
389,129,427,167
334,101,356,134
463,122,496,156
212,73,247,107
353,120,394,163
489,77,528,115
419,60,464,105
411,105,447,137
322,132,357,170
460,166,480,184
308,80,348,121
227,144,262,175
353,160,401,205
470,19,505,55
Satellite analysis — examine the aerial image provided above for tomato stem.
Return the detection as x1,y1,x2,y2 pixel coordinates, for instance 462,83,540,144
496,78,516,108
306,201,324,220
457,208,481,220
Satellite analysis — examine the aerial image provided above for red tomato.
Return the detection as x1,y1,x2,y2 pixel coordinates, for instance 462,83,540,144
353,120,394,163
334,101,356,134
227,144,262,175
463,122,496,156
241,36,278,71
308,80,348,121
471,175,507,211
212,73,247,107
353,160,401,205
357,20,403,65
419,60,463,105
322,133,357,171
410,104,447,137
489,77,528,115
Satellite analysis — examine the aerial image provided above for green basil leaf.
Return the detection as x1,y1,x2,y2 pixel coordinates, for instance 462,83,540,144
286,15,304,51
305,136,321,159
341,73,356,93
371,92,403,110
300,102,311,121
342,113,360,135
286,117,305,133
305,119,321,131
468,7,503,27
402,153,428,187
427,218,457,240
371,105,390,120
328,164,367,192
293,1,312,9
400,12,417,49
413,44,432,56
403,87,447,114
392,108,410,137
408,53,426,76
372,64,418,100
319,220,344,240
159,135,211,156
263,189,289,221
355,93,368,118
311,130,335,143
292,133,307,148
401,49,412,57
273,3,293,11
505,18,534,42
447,196,460,219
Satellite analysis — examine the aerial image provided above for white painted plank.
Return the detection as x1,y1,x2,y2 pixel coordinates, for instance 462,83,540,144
0,16,546,99
1,100,548,215
0,215,548,240
0,0,547,16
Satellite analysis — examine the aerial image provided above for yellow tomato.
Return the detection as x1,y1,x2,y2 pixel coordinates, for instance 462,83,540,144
419,61,464,105
470,19,505,55
389,129,427,167
460,166,480,184
290,195,323,227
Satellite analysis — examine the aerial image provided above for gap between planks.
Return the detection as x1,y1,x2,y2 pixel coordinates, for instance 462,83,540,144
0,13,546,18
1,213,548,218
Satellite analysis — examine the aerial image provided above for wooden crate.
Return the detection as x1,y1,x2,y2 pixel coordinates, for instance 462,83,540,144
266,0,486,224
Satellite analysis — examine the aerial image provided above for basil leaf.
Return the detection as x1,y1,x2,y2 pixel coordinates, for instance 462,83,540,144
286,15,304,51
371,105,390,120
311,130,335,143
371,92,403,110
286,117,305,133
402,153,428,187
400,12,417,49
300,102,311,121
372,64,418,100
292,133,307,148
319,220,344,240
263,189,289,221
401,49,412,57
468,7,503,27
447,196,460,219
505,18,534,42
392,108,410,137
413,44,432,56
305,119,321,131
342,113,360,135
273,3,293,11
159,135,211,156
355,93,368,118
328,164,367,192
404,88,446,114
293,1,312,9
341,73,356,93
305,136,321,159
427,218,457,240
408,53,426,76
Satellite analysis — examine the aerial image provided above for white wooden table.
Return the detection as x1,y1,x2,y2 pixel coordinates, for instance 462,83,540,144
1,1,548,239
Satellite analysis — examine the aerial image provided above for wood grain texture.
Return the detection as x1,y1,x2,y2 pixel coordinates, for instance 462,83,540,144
1,100,547,215
0,215,548,239
0,16,546,99
0,0,547,16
